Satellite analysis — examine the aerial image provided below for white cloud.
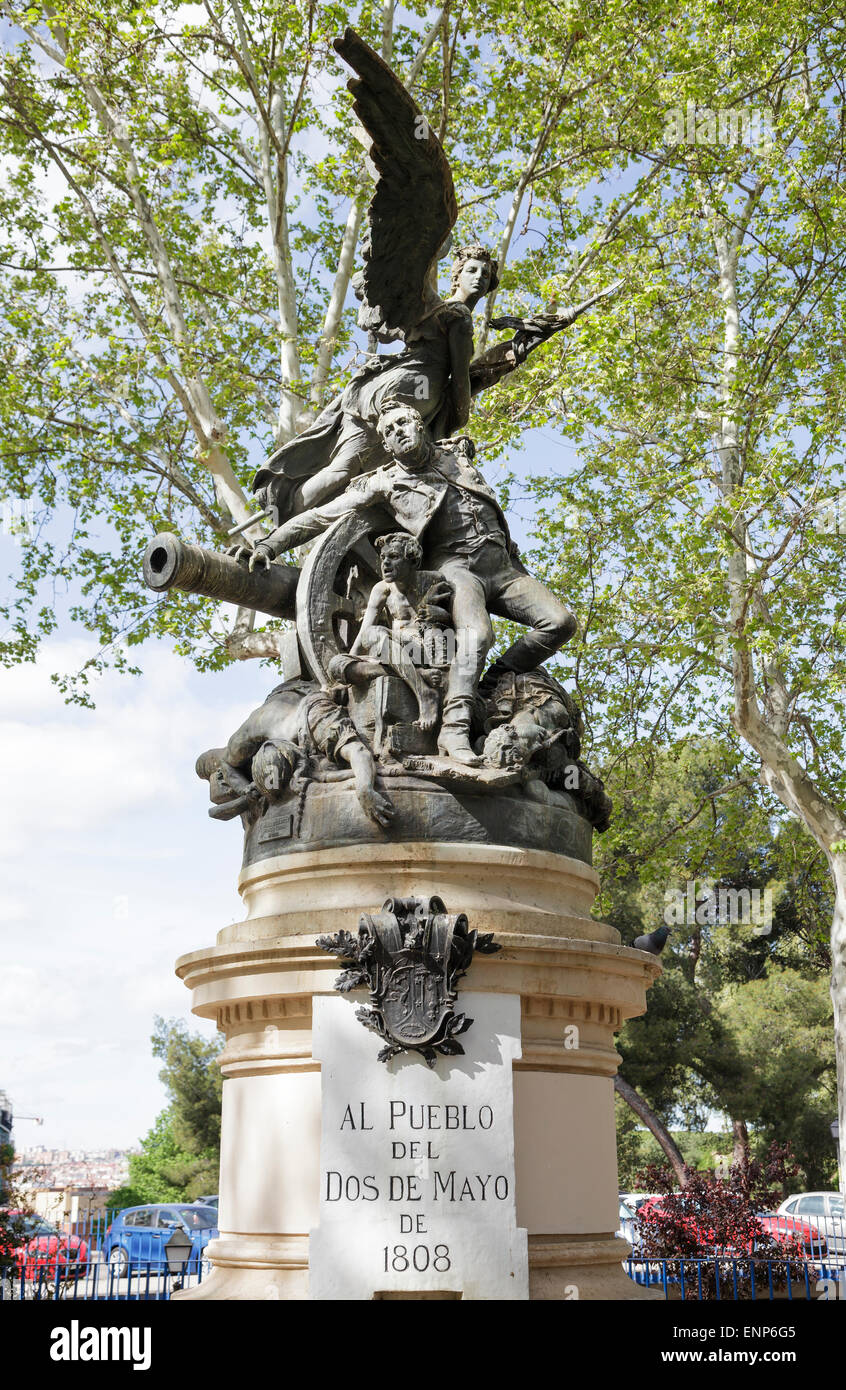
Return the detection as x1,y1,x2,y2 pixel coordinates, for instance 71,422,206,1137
0,641,251,855
1,638,262,1148
0,897,33,924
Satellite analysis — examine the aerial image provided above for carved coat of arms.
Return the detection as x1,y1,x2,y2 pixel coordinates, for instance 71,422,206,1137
316,895,499,1064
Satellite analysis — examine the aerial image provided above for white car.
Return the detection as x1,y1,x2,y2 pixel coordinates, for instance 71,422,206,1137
617,1200,637,1245
618,1193,663,1250
777,1192,846,1257
619,1192,661,1215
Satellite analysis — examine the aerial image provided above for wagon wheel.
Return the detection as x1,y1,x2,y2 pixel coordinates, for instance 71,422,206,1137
295,510,385,686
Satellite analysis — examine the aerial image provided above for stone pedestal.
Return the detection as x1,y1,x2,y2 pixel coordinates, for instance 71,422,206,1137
174,842,660,1300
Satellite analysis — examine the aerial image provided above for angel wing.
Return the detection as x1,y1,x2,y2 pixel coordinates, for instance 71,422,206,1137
334,28,457,343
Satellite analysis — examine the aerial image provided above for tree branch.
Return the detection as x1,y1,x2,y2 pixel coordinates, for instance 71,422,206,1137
615,1075,689,1188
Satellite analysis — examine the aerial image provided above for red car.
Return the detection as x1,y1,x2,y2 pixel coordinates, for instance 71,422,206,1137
2,1211,89,1282
757,1212,828,1259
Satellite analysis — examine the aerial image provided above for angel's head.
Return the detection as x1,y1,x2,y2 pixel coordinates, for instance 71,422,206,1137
450,244,500,305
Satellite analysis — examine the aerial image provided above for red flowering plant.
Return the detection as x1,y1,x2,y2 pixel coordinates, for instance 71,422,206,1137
633,1144,813,1299
0,1142,29,1287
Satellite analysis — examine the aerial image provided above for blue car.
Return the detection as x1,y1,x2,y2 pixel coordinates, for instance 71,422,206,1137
102,1204,218,1276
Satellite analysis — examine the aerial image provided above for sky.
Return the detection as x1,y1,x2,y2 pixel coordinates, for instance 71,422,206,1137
0,629,261,1150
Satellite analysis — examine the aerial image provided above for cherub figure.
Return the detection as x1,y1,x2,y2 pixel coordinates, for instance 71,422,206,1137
329,531,453,731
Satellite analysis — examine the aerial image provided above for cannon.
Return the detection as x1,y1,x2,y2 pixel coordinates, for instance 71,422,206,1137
142,532,300,620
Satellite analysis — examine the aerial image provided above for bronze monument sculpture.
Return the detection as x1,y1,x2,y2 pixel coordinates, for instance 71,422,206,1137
144,27,614,866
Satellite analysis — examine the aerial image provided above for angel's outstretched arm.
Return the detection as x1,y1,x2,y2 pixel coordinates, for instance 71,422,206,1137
468,339,521,398
468,281,624,398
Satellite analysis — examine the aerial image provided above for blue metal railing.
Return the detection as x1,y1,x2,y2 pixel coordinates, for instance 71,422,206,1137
624,1255,845,1300
0,1207,214,1302
621,1209,846,1299
4,1207,845,1301
0,1257,210,1301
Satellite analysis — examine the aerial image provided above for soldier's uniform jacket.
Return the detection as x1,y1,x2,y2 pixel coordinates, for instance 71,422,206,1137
330,446,517,554
265,443,527,575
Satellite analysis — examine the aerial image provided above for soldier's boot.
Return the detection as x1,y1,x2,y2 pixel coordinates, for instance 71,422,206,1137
437,697,483,766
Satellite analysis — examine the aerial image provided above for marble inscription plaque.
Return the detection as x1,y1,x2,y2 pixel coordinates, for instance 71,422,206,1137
309,992,528,1300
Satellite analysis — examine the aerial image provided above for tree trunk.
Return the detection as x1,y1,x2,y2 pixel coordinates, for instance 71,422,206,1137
831,855,846,1197
732,1118,750,1169
706,199,846,1201
733,711,846,1200
614,1075,688,1188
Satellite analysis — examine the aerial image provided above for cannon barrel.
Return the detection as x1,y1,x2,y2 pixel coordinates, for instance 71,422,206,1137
142,532,299,620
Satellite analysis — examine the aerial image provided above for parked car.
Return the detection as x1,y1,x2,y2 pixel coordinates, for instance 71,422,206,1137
193,1195,218,1210
756,1212,828,1259
1,1211,89,1282
619,1192,662,1214
101,1204,218,1275
776,1192,846,1256
617,1199,638,1244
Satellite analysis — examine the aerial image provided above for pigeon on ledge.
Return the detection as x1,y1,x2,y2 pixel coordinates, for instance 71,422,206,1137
632,924,671,955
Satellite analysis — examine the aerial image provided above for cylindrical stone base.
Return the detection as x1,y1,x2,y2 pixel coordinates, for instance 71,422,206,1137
174,842,660,1300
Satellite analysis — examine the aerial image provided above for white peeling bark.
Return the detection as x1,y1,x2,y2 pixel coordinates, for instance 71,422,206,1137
240,53,302,444
830,855,846,1197
310,191,366,410
478,95,568,351
267,87,304,443
226,627,285,660
478,42,586,352
712,207,846,1197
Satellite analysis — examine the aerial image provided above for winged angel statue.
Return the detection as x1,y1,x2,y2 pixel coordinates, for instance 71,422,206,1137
189,27,615,853
251,28,617,526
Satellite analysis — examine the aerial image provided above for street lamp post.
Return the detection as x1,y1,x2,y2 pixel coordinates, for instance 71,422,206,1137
164,1227,193,1293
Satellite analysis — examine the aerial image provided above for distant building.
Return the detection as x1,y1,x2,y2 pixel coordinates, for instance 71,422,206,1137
25,1187,113,1225
15,1146,131,1191
0,1091,12,1201
0,1091,11,1148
